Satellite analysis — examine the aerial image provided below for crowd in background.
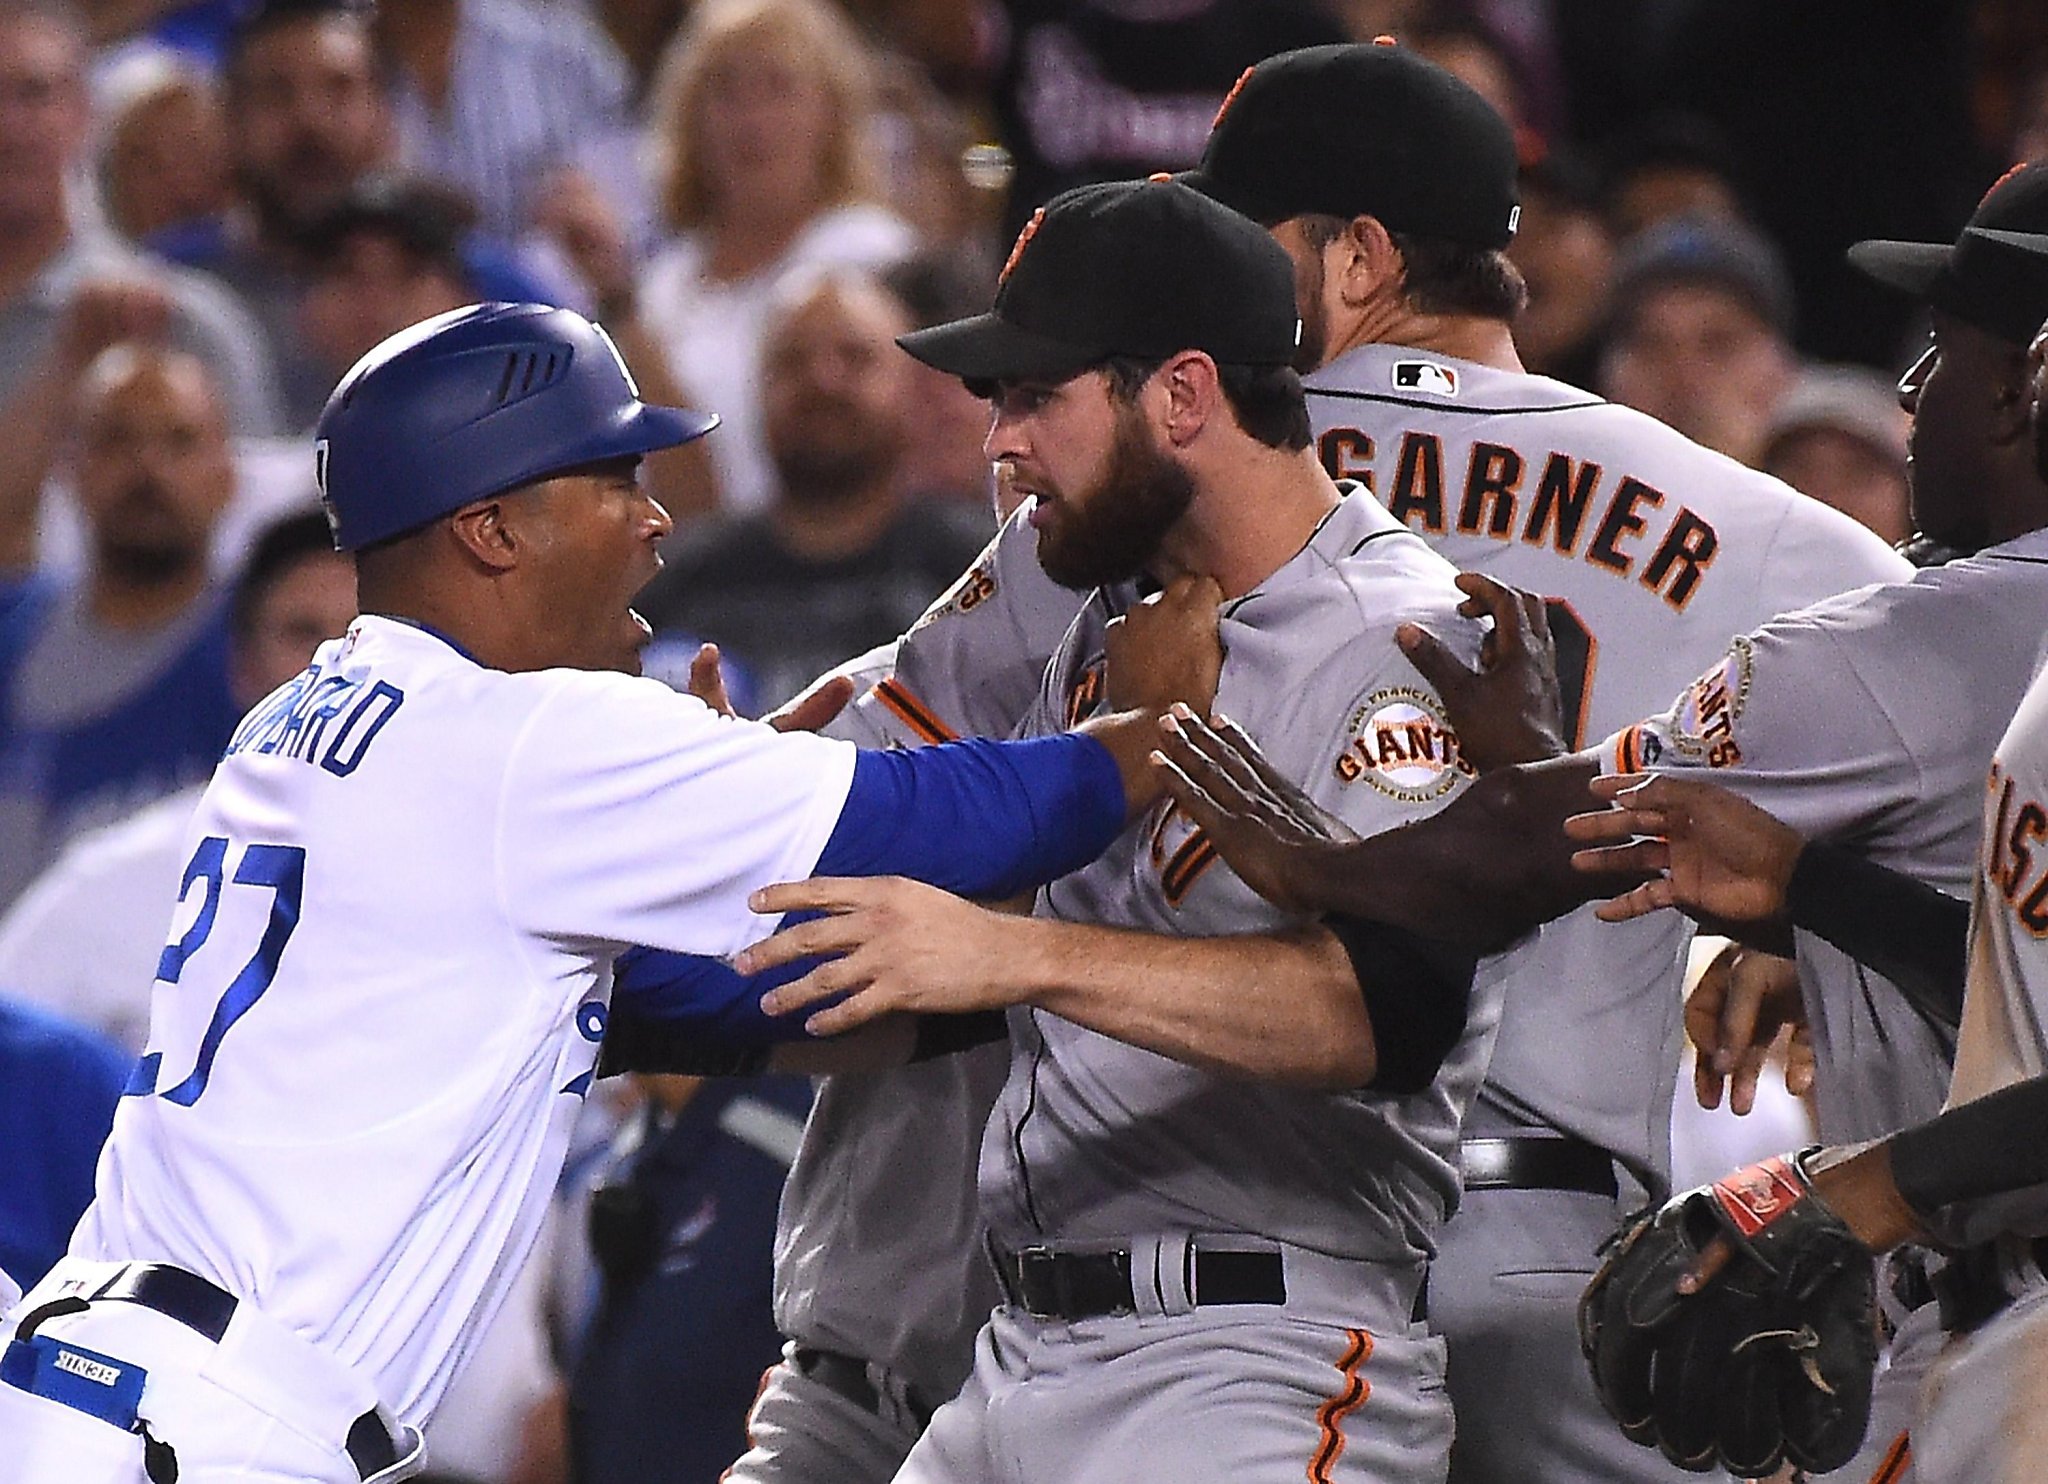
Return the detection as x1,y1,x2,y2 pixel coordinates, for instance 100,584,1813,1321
3,0,2048,1480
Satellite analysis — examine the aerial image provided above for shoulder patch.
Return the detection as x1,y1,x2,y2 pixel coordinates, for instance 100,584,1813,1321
1391,360,1460,397
1333,688,1471,800
908,557,999,635
1667,637,1755,768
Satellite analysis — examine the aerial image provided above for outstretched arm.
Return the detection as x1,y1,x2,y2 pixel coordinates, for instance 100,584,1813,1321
1567,772,1968,1027
1153,709,1601,952
735,878,1379,1089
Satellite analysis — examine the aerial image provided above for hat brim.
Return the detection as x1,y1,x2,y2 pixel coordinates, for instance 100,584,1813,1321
897,314,1102,386
518,401,720,487
1846,239,1950,297
1970,226,2048,258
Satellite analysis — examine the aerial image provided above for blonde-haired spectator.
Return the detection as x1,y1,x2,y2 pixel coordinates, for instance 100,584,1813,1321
636,0,915,516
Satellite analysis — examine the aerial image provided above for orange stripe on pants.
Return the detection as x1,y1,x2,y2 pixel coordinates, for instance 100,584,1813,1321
1308,1328,1374,1484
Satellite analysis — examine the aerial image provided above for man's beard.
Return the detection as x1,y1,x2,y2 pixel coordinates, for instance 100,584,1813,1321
1035,407,1196,590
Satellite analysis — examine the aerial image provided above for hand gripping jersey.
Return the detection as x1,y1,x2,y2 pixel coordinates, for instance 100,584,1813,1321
1606,531,2048,1143
71,616,866,1422
1306,343,1909,1184
983,493,1499,1265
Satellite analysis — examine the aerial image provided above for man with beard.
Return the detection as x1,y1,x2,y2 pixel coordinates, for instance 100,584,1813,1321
0,345,243,909
722,177,1502,1484
634,270,990,711
0,0,277,574
171,0,553,428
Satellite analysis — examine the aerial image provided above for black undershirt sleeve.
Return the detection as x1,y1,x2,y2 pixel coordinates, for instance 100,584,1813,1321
1322,914,1479,1095
1888,1076,2048,1216
1785,841,1970,1033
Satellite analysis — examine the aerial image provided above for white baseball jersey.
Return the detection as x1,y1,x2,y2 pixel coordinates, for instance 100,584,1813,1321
983,493,1502,1264
1306,344,1909,1182
1604,529,2048,1142
71,616,860,1423
773,512,1090,1405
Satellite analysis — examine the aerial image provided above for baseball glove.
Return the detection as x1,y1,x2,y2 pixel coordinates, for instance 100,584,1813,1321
1577,1151,1880,1477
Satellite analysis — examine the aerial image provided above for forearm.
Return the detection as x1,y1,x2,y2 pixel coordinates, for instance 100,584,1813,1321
1293,756,1602,951
1884,1075,2048,1234
0,365,72,573
1786,841,1968,1030
821,733,1126,899
991,916,1375,1090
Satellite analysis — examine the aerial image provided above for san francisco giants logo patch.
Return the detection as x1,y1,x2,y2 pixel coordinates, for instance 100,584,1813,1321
1668,637,1754,768
1001,209,1045,286
1333,688,1469,801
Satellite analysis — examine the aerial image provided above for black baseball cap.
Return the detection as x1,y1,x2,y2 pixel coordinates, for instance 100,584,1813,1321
1179,41,1520,248
1849,163,2048,347
897,179,1301,386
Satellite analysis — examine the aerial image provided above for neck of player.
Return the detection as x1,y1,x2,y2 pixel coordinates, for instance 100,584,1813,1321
1153,446,1341,601
1329,305,1523,377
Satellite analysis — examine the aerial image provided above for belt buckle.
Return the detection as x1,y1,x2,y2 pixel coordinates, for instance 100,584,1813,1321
1012,1246,1058,1320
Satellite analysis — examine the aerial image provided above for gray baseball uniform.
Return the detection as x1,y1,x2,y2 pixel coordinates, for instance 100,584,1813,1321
897,491,1502,1484
1896,653,2048,1484
1304,343,1910,1484
727,512,1089,1484
1602,526,2048,1479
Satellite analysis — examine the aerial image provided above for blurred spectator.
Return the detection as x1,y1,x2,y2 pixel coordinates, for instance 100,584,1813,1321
0,509,352,1052
566,1073,811,1483
373,0,643,244
296,175,480,382
1597,112,1748,242
879,251,997,511
163,0,397,428
0,998,127,1297
1409,18,1525,140
94,51,229,243
871,52,1002,258
0,0,280,544
637,0,915,516
637,270,988,710
1761,364,1913,548
0,345,245,909
295,170,718,520
1599,215,1798,468
166,0,568,428
983,0,1347,237
2015,61,2048,165
1507,146,1614,388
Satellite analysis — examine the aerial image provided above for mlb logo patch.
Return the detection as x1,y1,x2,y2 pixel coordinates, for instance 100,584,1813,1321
1392,361,1459,397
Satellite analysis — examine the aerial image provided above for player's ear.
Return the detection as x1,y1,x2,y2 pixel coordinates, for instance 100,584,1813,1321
447,499,519,572
1157,351,1221,449
1988,343,2036,449
1334,215,1403,308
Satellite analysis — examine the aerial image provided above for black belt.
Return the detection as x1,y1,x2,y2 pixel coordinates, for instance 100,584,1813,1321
1460,1136,1618,1197
788,1346,936,1432
1931,1237,2048,1336
993,1244,1286,1321
78,1263,401,1480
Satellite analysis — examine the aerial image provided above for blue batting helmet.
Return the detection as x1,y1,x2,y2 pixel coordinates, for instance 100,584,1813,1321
313,302,718,551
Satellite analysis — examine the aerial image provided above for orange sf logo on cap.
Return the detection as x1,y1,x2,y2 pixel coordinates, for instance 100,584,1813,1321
1211,65,1254,130
1000,207,1045,286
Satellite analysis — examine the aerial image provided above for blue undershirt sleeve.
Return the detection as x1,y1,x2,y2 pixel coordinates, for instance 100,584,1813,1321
603,733,1127,1064
813,733,1127,900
